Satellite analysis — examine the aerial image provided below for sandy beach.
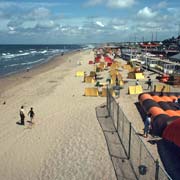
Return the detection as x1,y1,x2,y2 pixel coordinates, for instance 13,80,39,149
1,48,179,180
0,50,116,180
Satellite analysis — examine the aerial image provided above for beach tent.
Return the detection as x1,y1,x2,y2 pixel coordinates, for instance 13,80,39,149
135,73,144,79
128,85,143,94
163,118,180,147
110,70,120,76
76,71,84,77
85,76,95,83
104,56,113,63
89,71,96,77
95,56,101,63
89,60,94,64
154,84,170,93
84,87,99,97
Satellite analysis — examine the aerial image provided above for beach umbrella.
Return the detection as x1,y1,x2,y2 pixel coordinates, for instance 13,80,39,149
104,56,113,63
95,56,101,63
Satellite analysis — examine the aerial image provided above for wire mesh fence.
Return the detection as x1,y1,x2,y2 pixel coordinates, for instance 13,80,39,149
106,87,172,180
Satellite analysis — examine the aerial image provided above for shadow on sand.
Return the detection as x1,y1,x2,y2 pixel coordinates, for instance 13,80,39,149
96,103,137,180
157,139,180,180
16,121,24,126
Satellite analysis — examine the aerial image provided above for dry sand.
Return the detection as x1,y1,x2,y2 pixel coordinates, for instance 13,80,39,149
0,50,116,180
1,49,178,180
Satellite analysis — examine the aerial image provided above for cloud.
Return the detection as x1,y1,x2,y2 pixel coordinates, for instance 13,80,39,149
113,25,128,30
96,21,105,27
137,7,157,18
85,0,135,8
106,0,135,8
0,1,180,43
156,1,168,9
0,1,69,9
27,7,51,20
85,0,104,6
35,20,57,30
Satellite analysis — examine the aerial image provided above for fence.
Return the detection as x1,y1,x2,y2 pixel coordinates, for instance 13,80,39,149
106,87,172,180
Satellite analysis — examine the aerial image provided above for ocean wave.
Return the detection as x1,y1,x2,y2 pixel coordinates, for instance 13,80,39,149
0,44,81,77
40,50,47,54
20,58,44,65
3,58,45,68
2,52,31,59
30,50,37,54
5,63,19,67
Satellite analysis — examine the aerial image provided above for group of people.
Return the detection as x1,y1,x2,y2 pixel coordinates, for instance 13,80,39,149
19,106,35,125
135,77,152,90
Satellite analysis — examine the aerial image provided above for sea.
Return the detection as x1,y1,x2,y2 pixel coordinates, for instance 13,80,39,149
0,44,85,77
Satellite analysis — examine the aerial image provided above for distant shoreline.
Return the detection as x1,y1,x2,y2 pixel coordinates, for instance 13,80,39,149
0,49,83,95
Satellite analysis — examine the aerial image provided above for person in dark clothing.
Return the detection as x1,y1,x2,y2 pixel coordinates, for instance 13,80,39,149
115,75,119,86
143,114,151,138
160,86,165,96
136,79,139,85
28,107,35,123
19,106,25,125
147,78,152,90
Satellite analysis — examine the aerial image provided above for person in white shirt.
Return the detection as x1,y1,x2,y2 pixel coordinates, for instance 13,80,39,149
19,106,25,125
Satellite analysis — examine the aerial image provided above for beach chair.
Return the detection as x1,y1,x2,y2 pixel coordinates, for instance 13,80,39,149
128,85,143,95
89,71,96,77
89,60,94,64
154,84,170,92
111,74,123,85
101,88,107,97
97,64,105,71
85,76,95,83
110,62,120,70
135,73,145,79
76,71,84,77
101,88,115,97
109,69,119,76
84,87,99,97
127,72,135,79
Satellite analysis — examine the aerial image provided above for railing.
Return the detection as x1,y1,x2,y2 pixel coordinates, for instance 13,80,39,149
106,88,172,180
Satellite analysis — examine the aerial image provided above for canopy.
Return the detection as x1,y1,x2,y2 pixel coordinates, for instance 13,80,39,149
104,56,113,63
163,118,180,147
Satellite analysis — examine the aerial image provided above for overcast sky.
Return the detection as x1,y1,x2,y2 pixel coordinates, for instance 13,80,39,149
0,0,180,44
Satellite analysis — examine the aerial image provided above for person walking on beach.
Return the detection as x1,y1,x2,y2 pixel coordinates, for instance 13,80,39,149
147,78,152,90
19,106,25,125
136,79,139,85
28,107,35,123
160,85,165,96
143,114,151,138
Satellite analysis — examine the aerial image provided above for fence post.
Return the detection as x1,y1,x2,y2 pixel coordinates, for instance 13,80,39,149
117,104,119,132
106,87,108,109
155,159,159,180
109,90,111,117
106,87,110,117
128,122,132,159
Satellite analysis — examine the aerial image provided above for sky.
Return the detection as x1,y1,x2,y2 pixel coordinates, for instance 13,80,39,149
0,0,180,44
